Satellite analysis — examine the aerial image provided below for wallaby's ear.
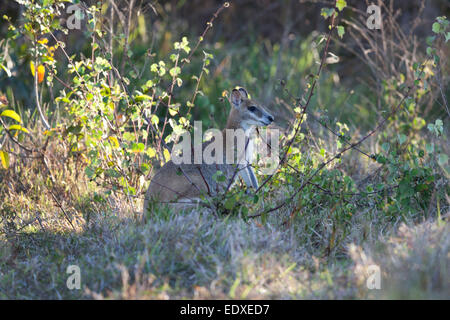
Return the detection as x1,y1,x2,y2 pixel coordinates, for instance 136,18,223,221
238,87,249,99
231,89,242,108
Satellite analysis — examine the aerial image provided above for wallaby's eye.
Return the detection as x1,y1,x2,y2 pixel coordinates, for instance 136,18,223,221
248,106,257,112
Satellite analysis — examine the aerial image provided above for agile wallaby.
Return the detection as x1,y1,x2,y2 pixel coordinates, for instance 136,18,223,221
143,87,274,213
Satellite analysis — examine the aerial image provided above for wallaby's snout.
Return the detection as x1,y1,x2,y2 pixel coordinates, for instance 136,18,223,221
264,113,274,125
257,107,274,126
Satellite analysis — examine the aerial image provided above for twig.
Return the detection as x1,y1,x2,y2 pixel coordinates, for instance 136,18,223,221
33,39,50,130
255,1,338,194
436,63,450,118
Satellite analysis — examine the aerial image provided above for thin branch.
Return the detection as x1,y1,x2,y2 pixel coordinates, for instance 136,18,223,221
255,1,338,194
34,40,50,130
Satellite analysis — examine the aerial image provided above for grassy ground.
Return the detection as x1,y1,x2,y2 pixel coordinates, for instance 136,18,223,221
1,190,448,299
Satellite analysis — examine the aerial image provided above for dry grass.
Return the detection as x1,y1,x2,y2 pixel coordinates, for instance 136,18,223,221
1,187,448,299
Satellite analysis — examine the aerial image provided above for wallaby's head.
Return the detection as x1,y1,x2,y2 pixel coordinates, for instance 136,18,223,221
229,87,274,130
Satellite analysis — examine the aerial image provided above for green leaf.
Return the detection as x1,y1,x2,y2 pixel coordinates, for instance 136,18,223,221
109,136,120,148
320,8,335,19
0,63,11,77
169,67,181,77
85,166,95,179
381,142,390,152
337,25,345,38
140,163,150,175
376,154,387,164
213,170,225,182
8,124,29,133
398,134,407,145
0,150,9,169
131,142,145,153
432,22,440,34
415,184,429,192
427,119,443,137
123,132,135,142
438,153,448,166
336,0,347,12
180,36,191,54
106,169,121,178
146,147,156,158
240,206,248,217
426,36,436,46
412,117,426,130
0,109,21,123
151,114,159,125
224,197,235,210
418,149,424,158
135,94,152,102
